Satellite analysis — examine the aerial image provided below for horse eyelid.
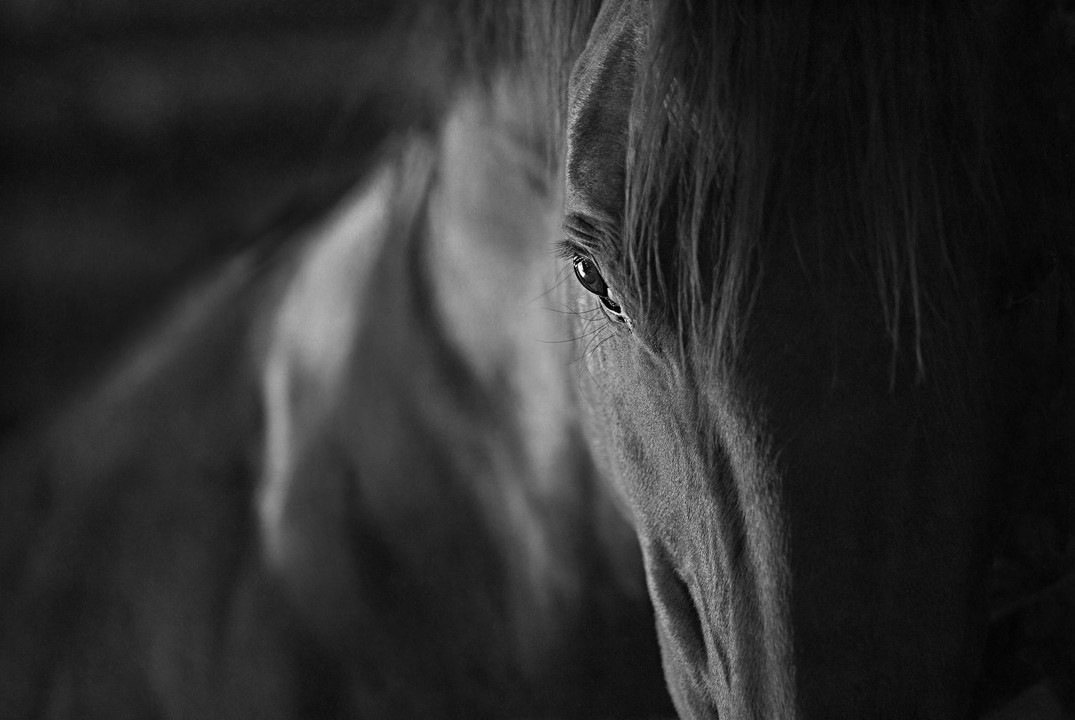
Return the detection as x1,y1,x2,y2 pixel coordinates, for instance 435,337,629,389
599,292,633,328
600,295,622,313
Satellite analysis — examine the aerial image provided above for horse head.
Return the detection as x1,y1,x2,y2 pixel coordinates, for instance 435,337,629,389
562,1,1074,716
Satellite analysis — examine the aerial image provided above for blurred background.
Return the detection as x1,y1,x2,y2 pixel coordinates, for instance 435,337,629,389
0,0,439,435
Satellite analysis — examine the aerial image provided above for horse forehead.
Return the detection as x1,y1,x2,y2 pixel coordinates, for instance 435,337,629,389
565,0,647,222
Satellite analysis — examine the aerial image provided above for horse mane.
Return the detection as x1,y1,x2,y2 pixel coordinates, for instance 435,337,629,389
621,1,1066,374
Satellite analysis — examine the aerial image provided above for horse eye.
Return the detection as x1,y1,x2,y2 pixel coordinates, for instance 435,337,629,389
572,255,609,297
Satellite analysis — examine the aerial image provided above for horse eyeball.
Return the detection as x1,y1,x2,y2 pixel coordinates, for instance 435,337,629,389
572,255,609,297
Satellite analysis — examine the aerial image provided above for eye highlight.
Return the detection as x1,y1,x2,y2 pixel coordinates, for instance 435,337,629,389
572,255,628,323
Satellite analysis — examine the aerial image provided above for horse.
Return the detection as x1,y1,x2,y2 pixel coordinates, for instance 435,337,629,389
0,45,671,720
5,0,1075,717
554,0,1075,717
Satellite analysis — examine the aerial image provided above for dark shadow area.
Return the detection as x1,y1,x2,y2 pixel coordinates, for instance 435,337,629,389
0,0,424,434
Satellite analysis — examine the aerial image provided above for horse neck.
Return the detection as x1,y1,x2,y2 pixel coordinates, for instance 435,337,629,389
257,84,644,675
426,80,574,485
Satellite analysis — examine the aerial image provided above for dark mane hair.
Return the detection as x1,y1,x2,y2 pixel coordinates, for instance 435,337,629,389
622,1,1056,373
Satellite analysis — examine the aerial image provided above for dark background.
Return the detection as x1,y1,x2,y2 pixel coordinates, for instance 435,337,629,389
0,0,434,434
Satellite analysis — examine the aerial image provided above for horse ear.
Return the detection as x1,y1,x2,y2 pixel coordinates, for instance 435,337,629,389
564,0,646,225
257,171,394,646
